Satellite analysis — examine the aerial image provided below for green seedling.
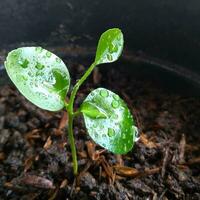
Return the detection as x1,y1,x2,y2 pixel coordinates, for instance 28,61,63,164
5,28,137,175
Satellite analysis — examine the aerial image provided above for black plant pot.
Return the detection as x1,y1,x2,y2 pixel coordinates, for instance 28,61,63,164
0,2,200,199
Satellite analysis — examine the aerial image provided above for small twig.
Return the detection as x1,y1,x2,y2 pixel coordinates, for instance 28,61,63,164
161,147,170,178
158,189,167,200
70,178,77,197
179,134,186,164
101,156,114,183
114,165,161,178
187,157,200,165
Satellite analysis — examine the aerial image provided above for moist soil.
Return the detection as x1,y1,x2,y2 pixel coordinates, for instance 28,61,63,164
0,59,200,200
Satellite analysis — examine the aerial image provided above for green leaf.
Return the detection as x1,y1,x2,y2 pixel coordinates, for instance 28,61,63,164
80,101,108,119
94,28,124,65
81,88,136,154
5,47,70,111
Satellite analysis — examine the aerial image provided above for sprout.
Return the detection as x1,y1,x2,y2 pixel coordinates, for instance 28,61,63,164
5,28,136,175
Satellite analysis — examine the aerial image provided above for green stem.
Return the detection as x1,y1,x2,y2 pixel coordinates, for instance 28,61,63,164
67,62,96,175
67,113,78,175
68,62,96,112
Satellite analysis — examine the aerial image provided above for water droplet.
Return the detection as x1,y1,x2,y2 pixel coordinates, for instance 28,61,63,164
114,46,118,52
93,96,100,104
51,69,69,98
56,57,61,63
46,51,52,58
18,58,29,68
117,35,121,41
119,43,122,47
107,128,115,137
93,123,98,128
35,62,44,70
94,133,99,138
34,82,39,87
28,71,34,77
102,143,106,147
109,44,118,53
100,90,109,97
21,75,27,81
47,75,55,85
134,126,140,142
35,47,43,53
122,133,126,139
111,100,119,108
36,71,44,76
12,52,18,58
108,43,115,53
113,113,118,119
107,54,113,61
124,145,127,152
100,124,104,129
113,94,120,101
30,81,33,86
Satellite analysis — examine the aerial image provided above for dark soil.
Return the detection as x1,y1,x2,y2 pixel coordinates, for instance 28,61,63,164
0,59,200,200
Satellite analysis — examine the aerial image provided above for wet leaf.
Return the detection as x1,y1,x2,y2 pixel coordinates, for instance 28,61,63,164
81,88,135,154
95,28,124,65
5,47,70,111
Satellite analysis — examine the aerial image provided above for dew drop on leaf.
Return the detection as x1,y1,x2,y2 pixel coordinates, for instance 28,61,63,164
35,47,43,53
100,124,104,129
56,57,61,63
113,45,118,52
21,75,27,81
111,100,119,108
113,113,118,119
46,51,52,58
35,62,44,70
47,73,55,85
36,71,44,76
117,35,121,41
107,128,115,137
124,145,127,152
109,43,115,53
109,43,118,53
107,54,113,61
19,59,29,68
113,94,120,101
94,133,99,138
28,71,34,77
100,89,109,97
30,81,33,85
